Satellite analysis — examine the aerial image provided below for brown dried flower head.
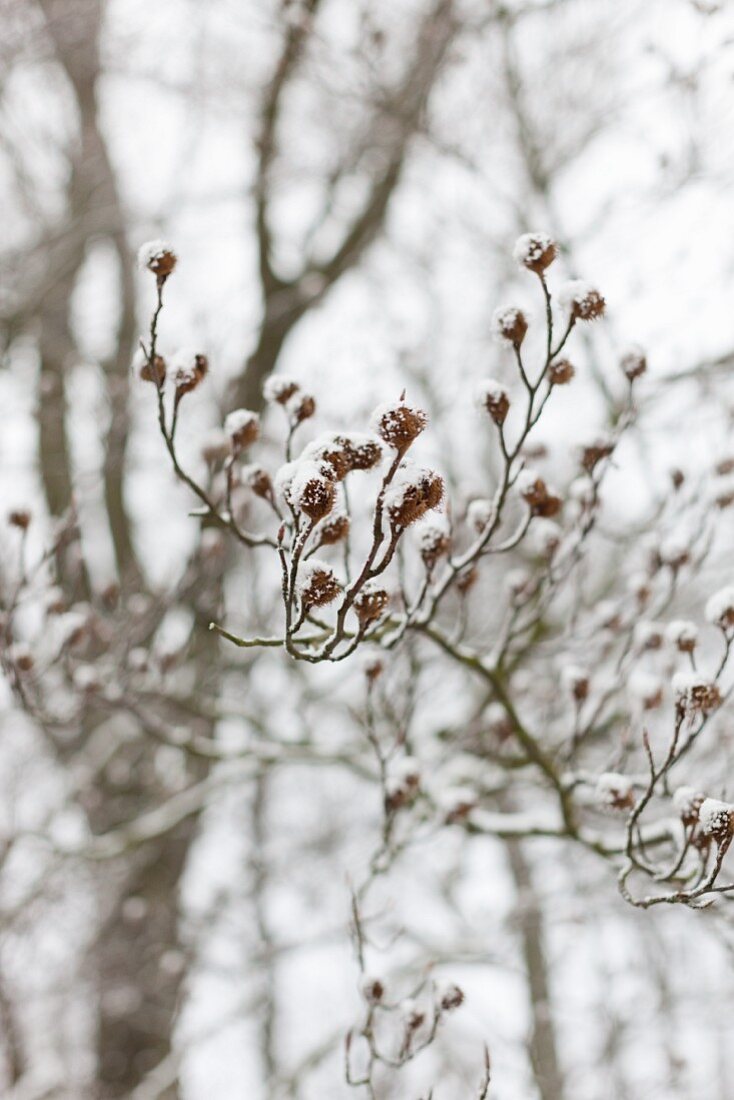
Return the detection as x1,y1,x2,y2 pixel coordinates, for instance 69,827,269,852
297,560,341,609
579,433,615,473
549,358,575,385
559,281,606,322
386,467,444,528
288,392,316,424
8,509,31,530
513,231,557,274
373,397,428,454
173,350,208,397
225,408,260,453
263,375,300,405
137,240,177,280
476,379,510,426
354,582,390,626
242,465,274,500
139,353,167,385
493,306,528,347
317,513,350,546
620,345,647,381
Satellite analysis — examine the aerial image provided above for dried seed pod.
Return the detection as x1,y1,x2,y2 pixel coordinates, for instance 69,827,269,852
224,408,260,453
672,786,705,827
372,398,427,454
549,358,575,385
263,375,300,405
673,672,721,716
476,379,510,426
172,349,208,398
137,240,177,280
289,461,336,521
354,581,390,625
620,345,647,381
493,306,528,347
8,509,31,530
296,559,341,609
513,231,557,273
558,280,605,321
317,513,350,546
242,464,274,500
705,585,734,632
386,467,444,528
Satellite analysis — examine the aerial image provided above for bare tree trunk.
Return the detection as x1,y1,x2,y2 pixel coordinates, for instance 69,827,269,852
504,839,566,1100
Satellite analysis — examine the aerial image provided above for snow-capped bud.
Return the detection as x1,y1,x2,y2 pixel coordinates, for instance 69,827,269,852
338,433,383,472
699,798,734,842
73,664,100,693
672,786,705,827
287,392,316,423
290,461,336,521
363,653,384,683
549,358,575,385
372,398,428,454
516,470,562,518
242,464,273,500
361,976,385,1005
8,509,31,530
418,517,450,570
595,772,635,811
633,621,664,652
44,586,67,615
439,786,477,824
224,408,260,453
513,232,557,273
558,280,605,321
714,476,734,509
172,349,208,398
579,432,615,473
137,240,177,280
476,379,510,426
436,982,465,1012
200,429,230,465
296,559,341,609
628,671,664,711
493,306,528,347
385,756,421,813
562,664,589,702
467,498,492,533
386,467,444,529
263,375,300,405
303,434,353,481
665,620,698,653
530,518,561,558
354,581,390,626
705,585,734,632
659,534,690,571
456,565,478,594
8,643,34,672
506,567,531,602
620,345,647,381
485,702,513,742
673,672,721,716
317,513,350,546
401,999,425,1032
